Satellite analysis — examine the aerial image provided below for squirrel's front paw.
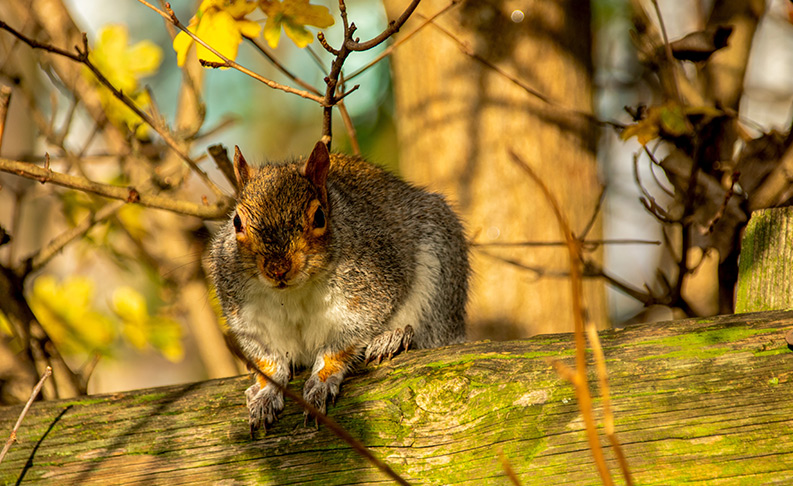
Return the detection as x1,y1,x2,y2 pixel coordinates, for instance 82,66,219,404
365,325,414,364
246,383,284,435
302,374,341,424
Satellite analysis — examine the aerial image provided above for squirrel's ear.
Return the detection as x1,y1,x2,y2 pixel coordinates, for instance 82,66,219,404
234,145,251,189
301,141,330,194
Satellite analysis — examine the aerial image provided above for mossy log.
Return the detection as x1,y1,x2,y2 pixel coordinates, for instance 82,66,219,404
1,310,792,485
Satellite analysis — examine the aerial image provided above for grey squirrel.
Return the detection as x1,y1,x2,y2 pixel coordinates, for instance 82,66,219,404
208,141,469,433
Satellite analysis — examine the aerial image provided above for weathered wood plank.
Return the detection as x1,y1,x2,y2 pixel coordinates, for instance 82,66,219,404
1,310,792,485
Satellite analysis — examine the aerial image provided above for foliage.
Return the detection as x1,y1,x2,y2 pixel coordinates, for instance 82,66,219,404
19,275,183,361
173,0,333,65
84,24,162,137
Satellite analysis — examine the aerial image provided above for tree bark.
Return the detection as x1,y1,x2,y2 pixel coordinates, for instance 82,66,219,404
384,0,607,340
1,309,791,484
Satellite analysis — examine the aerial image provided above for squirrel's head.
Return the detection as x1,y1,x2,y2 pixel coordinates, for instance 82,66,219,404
231,142,331,290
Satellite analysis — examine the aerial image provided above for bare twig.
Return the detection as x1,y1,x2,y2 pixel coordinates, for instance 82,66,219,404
320,0,424,146
704,170,739,233
245,36,322,96
0,85,12,152
0,366,52,465
348,0,421,51
579,187,606,240
420,15,615,128
22,200,126,274
509,149,626,485
207,144,238,193
337,101,361,155
0,157,232,219
346,0,461,82
649,0,681,102
472,238,661,248
498,447,522,486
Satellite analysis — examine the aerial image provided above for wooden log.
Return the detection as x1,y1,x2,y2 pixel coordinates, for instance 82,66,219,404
0,310,791,485
736,206,793,312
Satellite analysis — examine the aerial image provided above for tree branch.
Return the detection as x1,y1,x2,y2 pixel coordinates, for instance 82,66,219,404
347,0,421,51
21,200,126,275
0,157,232,219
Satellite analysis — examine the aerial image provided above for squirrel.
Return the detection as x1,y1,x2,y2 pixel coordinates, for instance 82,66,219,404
208,141,469,433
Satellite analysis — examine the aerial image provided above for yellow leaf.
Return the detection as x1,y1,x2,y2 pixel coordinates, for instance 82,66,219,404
173,23,197,67
126,40,163,77
123,322,148,350
173,0,260,67
263,15,284,48
259,0,334,48
85,24,163,137
196,9,242,65
0,312,11,336
29,275,116,355
658,104,690,137
283,21,314,48
117,204,148,240
620,120,658,145
112,286,149,325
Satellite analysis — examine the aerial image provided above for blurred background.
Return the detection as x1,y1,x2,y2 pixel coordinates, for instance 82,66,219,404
0,0,791,400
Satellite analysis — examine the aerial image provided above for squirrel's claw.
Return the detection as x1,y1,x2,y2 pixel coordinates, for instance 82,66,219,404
246,383,284,437
365,325,415,365
302,373,341,429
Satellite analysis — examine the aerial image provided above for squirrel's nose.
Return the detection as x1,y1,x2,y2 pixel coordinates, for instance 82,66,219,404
266,260,292,281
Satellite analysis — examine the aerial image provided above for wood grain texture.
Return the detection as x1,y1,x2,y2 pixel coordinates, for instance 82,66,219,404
1,310,792,485
736,207,793,312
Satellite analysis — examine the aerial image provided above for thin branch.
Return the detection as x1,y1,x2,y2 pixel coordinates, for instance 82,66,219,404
0,366,52,465
348,0,421,51
584,260,657,305
633,151,676,223
498,447,522,486
704,170,738,233
509,149,621,485
0,85,12,152
472,238,661,248
335,83,360,102
347,0,461,82
317,32,340,56
207,144,238,193
421,15,617,129
245,36,322,95
304,45,329,74
0,19,225,200
337,101,361,155
579,187,606,240
22,200,126,275
649,0,681,102
0,157,232,219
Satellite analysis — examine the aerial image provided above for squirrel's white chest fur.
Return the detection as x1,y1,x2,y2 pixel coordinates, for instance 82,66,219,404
237,276,354,366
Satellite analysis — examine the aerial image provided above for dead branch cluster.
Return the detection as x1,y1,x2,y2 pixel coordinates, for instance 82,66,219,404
619,0,790,316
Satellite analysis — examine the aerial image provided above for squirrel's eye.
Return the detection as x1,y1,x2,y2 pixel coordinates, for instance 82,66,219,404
233,213,243,233
312,207,326,229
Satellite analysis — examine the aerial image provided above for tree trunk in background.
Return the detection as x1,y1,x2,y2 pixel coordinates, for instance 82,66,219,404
384,0,607,338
